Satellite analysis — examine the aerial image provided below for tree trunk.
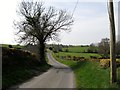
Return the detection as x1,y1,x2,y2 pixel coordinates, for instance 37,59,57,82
108,0,117,84
39,41,47,64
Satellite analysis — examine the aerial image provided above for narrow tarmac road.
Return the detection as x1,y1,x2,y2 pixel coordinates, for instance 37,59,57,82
16,52,75,88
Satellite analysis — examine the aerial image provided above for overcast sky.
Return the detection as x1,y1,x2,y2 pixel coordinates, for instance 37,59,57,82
0,0,119,45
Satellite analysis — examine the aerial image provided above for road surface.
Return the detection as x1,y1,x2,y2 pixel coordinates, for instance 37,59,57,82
13,52,75,89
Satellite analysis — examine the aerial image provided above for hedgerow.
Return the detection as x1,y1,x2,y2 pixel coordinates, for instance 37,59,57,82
2,47,50,89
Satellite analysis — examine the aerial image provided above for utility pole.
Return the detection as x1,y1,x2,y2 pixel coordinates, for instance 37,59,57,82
108,0,117,84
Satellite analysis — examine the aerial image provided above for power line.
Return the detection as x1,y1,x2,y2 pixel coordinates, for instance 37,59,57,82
72,0,79,17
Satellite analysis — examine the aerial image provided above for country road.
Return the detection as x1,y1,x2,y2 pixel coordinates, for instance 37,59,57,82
13,52,75,89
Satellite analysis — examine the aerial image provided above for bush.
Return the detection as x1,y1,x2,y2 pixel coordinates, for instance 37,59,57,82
8,45,13,48
2,47,39,67
53,49,58,53
90,56,97,59
65,49,69,52
100,59,120,68
116,59,120,67
49,47,53,50
2,47,51,89
116,55,120,58
100,59,110,68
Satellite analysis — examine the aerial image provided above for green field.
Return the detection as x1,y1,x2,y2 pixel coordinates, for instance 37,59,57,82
62,46,98,53
52,52,120,88
57,45,101,59
55,52,101,59
51,45,120,88
62,46,89,53
1,44,24,48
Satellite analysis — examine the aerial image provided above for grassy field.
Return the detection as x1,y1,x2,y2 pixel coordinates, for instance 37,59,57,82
62,46,89,53
52,52,120,88
51,45,120,88
55,52,101,59
55,45,101,60
62,46,98,53
1,44,24,48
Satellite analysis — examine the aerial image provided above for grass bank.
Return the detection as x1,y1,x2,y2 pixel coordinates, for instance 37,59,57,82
2,47,51,89
52,52,120,88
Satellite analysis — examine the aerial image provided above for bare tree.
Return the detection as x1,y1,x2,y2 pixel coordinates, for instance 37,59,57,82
98,38,110,58
15,1,74,64
107,0,117,84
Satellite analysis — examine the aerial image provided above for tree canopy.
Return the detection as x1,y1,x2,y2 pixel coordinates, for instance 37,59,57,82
15,1,74,64
15,1,74,45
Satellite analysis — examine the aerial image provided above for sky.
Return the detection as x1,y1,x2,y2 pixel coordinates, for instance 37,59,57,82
0,0,119,45
118,1,120,41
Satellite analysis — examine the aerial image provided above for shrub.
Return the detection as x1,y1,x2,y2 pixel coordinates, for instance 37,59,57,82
116,55,120,58
8,45,13,48
90,56,97,59
56,55,59,58
49,47,53,50
2,47,50,89
2,47,39,67
65,49,69,52
116,59,120,67
100,59,110,68
77,57,85,61
67,55,71,60
73,56,77,61
100,59,120,68
87,49,93,53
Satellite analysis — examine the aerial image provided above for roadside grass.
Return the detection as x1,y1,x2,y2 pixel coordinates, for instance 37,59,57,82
55,52,101,59
52,52,120,88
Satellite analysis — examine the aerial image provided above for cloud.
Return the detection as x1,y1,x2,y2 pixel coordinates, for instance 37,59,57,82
44,0,119,3
57,15,109,45
0,0,18,44
46,2,110,45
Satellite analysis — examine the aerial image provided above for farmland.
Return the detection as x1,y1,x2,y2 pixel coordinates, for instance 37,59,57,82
62,46,89,53
54,46,101,60
1,44,24,49
2,44,120,88
62,45,98,53
55,52,101,59
52,45,120,88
